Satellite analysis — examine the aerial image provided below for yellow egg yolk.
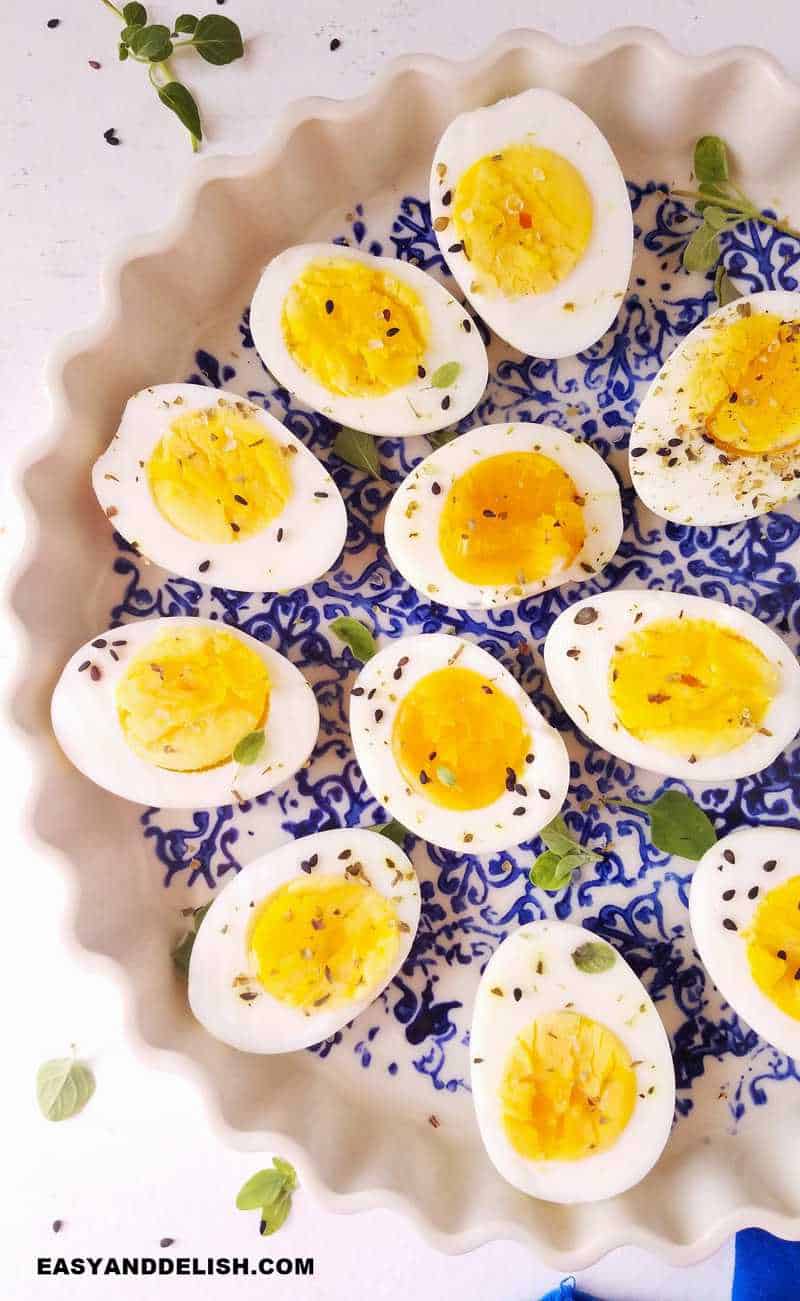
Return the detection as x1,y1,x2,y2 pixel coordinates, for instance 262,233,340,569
280,258,430,397
249,876,400,1012
146,406,292,544
438,450,586,586
391,665,530,811
609,617,779,759
687,312,800,456
500,1011,637,1162
746,875,800,1021
116,627,269,771
452,144,593,297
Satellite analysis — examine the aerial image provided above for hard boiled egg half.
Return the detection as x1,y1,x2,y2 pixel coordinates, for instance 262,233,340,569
92,384,347,592
690,826,800,1058
430,88,633,358
349,633,569,853
544,590,800,781
188,828,420,1053
471,921,674,1203
385,422,623,610
629,292,800,525
51,616,319,808
249,243,488,436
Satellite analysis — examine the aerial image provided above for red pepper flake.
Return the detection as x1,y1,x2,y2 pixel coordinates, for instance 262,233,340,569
519,211,532,229
428,1114,440,1129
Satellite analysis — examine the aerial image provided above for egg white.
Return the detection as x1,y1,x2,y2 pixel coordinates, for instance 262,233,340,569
544,590,800,781
348,633,569,853
690,826,800,1058
629,291,800,525
470,920,675,1203
249,242,489,436
92,383,347,592
384,422,623,610
50,616,319,809
187,828,420,1053
430,88,633,359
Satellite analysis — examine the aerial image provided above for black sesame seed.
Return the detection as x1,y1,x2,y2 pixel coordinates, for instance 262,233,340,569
160,1238,175,1248
91,638,107,649
574,606,598,626
442,189,452,206
374,709,384,723
233,494,248,506
90,665,101,682
723,849,736,864
763,859,777,872
722,889,735,901
276,527,284,542
338,849,352,860
748,886,759,900
109,648,119,662
447,241,464,254
230,521,240,533
512,987,522,1002
631,447,647,458
386,326,400,337
47,18,61,28
103,127,120,146
367,687,376,700
515,783,527,797
419,770,429,784
778,950,787,960
329,36,341,50
794,969,800,982
462,318,472,332
417,365,426,379
314,491,329,498
351,687,365,696
198,559,211,573
52,1220,63,1233
722,918,738,931
431,481,441,495
325,299,334,314
112,639,127,647
441,395,451,410
538,788,550,799
512,806,525,816
526,753,534,764
78,660,91,673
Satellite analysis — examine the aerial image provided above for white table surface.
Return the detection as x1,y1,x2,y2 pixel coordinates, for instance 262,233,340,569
4,1,799,1297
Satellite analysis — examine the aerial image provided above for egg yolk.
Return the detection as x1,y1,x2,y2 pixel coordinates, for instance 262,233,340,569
146,405,292,544
391,665,530,811
609,617,779,759
438,450,586,586
452,144,593,297
116,627,269,771
281,258,430,397
500,1011,637,1162
746,875,800,1020
687,312,800,456
249,876,400,1012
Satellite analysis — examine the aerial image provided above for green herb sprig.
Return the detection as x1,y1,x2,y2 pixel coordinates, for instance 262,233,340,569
100,3,243,151
233,729,265,765
236,1158,298,1237
375,818,409,846
674,135,800,300
329,616,378,663
332,428,382,479
529,815,602,893
608,789,716,861
37,1053,95,1122
572,940,616,974
172,902,212,974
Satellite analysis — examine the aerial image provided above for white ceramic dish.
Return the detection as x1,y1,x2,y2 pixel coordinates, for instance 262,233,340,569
13,28,800,1269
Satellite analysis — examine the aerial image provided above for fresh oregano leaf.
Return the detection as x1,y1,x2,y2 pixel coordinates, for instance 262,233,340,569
128,23,173,62
330,616,377,663
332,427,381,478
260,1191,291,1236
118,42,129,60
122,1,147,25
236,1169,286,1211
694,135,730,185
683,222,721,273
702,204,730,232
644,790,717,860
191,13,244,65
171,902,212,975
271,1156,297,1189
37,1057,95,1122
714,264,742,307
120,23,144,44
572,941,616,974
427,428,458,451
429,361,461,388
530,849,578,892
233,729,266,765
158,81,202,148
173,13,199,35
539,815,577,859
436,765,457,787
376,818,409,846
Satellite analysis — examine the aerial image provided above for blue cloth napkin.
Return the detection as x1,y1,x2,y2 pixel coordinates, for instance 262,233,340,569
539,1231,800,1301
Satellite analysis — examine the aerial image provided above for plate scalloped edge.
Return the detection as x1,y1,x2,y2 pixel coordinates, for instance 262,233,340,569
10,26,800,1270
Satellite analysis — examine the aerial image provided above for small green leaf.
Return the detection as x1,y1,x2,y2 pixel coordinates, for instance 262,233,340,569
683,222,721,273
173,13,199,35
530,849,580,892
118,42,129,60
427,428,458,451
375,818,409,847
702,205,731,232
645,790,717,861
233,730,265,765
236,1169,285,1211
171,902,212,975
539,815,577,859
330,616,377,663
271,1156,297,1189
694,135,730,185
429,361,461,388
36,1057,95,1122
572,941,616,974
714,265,742,307
120,24,143,44
122,2,147,25
436,765,456,787
191,13,244,65
158,81,202,146
128,23,173,62
260,1191,291,1236
332,428,381,478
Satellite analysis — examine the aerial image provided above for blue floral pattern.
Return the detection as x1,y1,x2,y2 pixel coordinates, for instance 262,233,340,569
107,182,800,1120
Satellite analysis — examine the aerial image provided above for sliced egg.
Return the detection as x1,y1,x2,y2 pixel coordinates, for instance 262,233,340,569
385,422,623,609
50,616,319,808
248,242,488,436
92,383,347,591
690,826,800,1058
430,88,633,359
471,920,674,1203
349,633,569,853
629,291,800,525
188,828,420,1053
544,590,800,781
